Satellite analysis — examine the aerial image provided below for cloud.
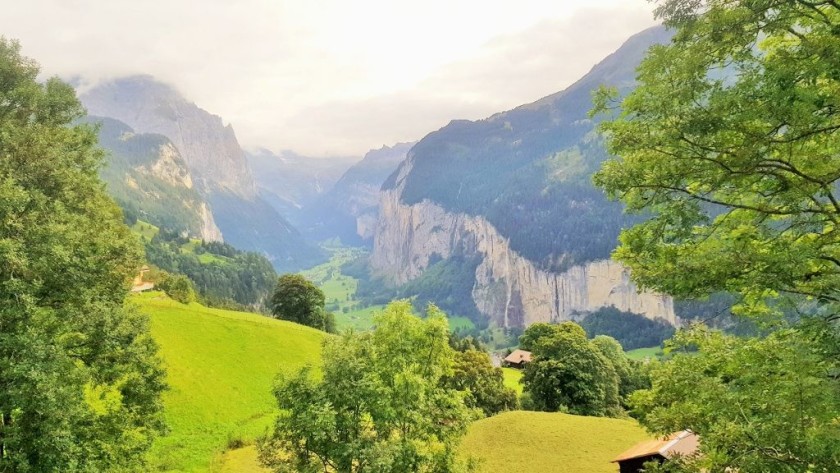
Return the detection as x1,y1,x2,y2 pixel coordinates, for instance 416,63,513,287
1,0,656,156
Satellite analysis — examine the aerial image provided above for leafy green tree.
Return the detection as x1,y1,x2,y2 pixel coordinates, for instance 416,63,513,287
259,301,476,473
631,326,840,472
592,1,840,469
0,38,165,471
593,0,840,320
590,335,650,406
443,349,518,416
157,272,196,304
270,274,333,332
520,322,621,416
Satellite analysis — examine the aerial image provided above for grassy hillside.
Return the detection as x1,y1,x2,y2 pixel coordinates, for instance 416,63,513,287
136,292,325,472
459,411,649,473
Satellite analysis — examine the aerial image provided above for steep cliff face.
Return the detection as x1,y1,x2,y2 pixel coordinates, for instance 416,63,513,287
81,75,255,197
372,189,674,328
92,116,222,241
371,27,675,328
82,77,324,270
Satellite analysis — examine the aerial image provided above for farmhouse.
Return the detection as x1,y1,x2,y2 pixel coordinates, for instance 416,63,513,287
612,430,699,473
503,349,532,369
131,265,155,293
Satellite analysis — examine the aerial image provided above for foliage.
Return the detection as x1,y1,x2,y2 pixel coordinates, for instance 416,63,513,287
593,2,840,470
579,306,675,350
458,411,650,473
156,272,196,304
259,301,476,473
0,38,165,471
270,274,335,332
443,349,519,416
590,335,650,408
631,325,840,472
593,0,840,320
144,228,277,308
520,323,621,416
135,292,325,472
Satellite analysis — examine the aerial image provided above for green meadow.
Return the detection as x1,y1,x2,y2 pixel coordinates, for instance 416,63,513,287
137,292,325,472
625,346,664,361
459,411,649,473
300,246,385,331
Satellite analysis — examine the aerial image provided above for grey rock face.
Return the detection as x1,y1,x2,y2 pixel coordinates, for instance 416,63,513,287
81,75,256,197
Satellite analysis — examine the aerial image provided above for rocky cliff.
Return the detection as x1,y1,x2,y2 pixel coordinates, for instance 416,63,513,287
372,189,674,328
81,75,255,197
92,116,222,241
370,27,675,328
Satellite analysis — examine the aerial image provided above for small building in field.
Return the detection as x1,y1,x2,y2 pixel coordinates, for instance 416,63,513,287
612,430,699,473
131,265,154,293
503,349,532,369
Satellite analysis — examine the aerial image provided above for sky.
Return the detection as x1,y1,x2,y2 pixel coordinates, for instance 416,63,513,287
2,0,657,157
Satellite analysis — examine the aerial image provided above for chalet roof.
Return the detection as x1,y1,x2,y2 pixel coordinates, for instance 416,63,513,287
613,430,699,463
504,349,532,364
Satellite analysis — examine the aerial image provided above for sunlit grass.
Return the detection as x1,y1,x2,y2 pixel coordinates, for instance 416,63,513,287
136,292,325,472
459,411,650,473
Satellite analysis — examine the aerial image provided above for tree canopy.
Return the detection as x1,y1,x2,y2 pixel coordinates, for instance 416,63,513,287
593,1,840,470
593,0,840,319
259,301,476,473
270,274,335,332
0,38,165,471
520,322,621,416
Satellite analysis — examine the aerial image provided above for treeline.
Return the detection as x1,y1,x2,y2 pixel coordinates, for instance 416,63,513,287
579,306,675,350
342,254,486,326
144,228,277,308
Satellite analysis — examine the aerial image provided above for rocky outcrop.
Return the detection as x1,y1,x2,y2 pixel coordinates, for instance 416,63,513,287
371,189,675,328
81,76,255,197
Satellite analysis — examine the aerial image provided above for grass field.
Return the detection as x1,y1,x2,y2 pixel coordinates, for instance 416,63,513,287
300,246,387,331
501,367,524,396
459,411,650,473
626,346,664,361
132,220,160,240
136,292,325,472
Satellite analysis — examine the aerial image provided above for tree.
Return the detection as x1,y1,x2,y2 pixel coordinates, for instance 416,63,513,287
258,300,476,473
590,335,650,407
592,1,840,469
520,322,621,416
270,274,333,332
593,0,840,320
0,38,165,471
443,349,518,417
157,272,196,304
631,326,840,472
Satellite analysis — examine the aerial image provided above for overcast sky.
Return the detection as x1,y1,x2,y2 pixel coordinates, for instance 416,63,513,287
2,0,657,157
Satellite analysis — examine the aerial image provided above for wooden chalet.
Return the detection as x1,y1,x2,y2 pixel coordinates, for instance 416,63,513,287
612,430,699,473
503,349,532,369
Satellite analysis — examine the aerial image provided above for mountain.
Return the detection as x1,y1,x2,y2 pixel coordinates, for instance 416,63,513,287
246,149,358,222
300,142,414,244
91,116,222,241
370,26,675,328
80,76,324,270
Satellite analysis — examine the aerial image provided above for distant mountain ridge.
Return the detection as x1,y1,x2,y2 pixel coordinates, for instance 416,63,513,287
300,142,415,244
81,76,324,270
371,26,676,328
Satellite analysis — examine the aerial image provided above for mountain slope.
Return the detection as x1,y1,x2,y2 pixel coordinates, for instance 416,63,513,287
137,292,325,472
301,142,414,244
246,149,358,221
371,26,675,328
81,76,324,270
92,116,222,241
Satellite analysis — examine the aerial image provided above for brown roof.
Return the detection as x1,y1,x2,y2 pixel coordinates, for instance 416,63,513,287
504,349,533,364
613,431,699,463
